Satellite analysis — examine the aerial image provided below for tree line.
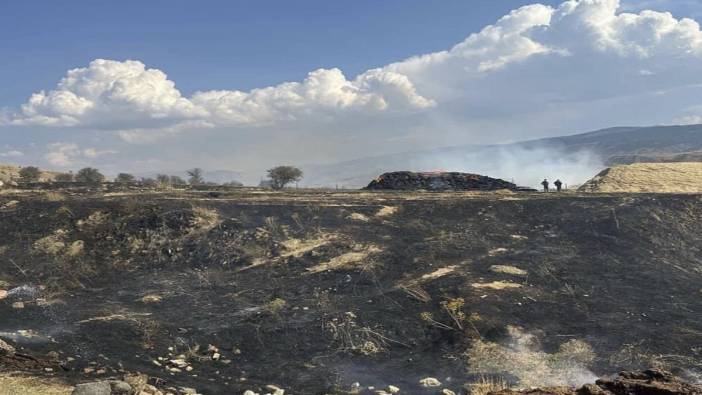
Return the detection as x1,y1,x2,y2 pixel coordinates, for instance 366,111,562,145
14,165,304,189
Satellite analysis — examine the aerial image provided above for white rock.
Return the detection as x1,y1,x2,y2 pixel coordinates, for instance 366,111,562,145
243,391,259,395
388,385,400,393
264,385,284,395
170,359,188,368
419,377,441,387
441,389,456,395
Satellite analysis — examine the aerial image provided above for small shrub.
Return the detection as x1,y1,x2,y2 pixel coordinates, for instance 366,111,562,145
115,173,135,183
55,172,74,182
263,298,287,314
19,166,41,183
75,167,105,184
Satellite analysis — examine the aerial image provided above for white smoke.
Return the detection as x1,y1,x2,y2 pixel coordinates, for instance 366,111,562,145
426,145,605,189
466,326,598,388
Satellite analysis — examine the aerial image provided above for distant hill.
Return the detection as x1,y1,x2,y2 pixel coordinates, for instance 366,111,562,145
304,124,702,188
522,124,702,164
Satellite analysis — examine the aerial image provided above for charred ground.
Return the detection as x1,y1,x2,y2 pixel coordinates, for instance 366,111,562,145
0,188,701,394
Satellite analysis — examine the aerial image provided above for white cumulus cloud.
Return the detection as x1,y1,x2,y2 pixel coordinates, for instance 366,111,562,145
3,60,433,132
0,150,24,158
44,142,117,167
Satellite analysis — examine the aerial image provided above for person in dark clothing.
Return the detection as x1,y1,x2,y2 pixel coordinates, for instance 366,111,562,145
554,179,563,192
541,179,549,192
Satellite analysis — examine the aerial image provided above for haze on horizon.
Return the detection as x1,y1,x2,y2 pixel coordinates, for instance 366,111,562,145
2,0,702,185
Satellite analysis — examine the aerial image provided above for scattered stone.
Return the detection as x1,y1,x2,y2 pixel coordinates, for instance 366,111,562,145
265,384,284,395
419,377,441,387
46,350,60,360
12,301,24,309
387,385,400,393
0,338,15,355
109,380,133,394
170,359,188,368
71,381,112,395
442,389,456,395
0,289,7,299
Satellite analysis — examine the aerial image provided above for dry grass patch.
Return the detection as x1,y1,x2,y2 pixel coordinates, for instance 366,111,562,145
306,245,382,273
466,376,509,395
280,234,338,258
43,191,66,202
0,200,19,210
471,281,521,290
488,248,509,256
0,375,72,395
579,162,702,193
65,240,84,257
346,212,370,222
33,230,68,255
375,205,398,218
489,265,527,276
140,294,163,304
76,211,109,227
190,206,222,233
420,265,459,281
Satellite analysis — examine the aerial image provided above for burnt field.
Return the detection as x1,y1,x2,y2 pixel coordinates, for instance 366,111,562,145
0,188,701,394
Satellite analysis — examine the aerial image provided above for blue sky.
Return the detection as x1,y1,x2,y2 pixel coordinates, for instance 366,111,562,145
2,0,702,185
1,0,571,105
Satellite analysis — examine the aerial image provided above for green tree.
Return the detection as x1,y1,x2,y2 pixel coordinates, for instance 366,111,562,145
18,166,41,183
115,173,135,183
266,166,303,190
55,172,74,182
139,177,158,187
186,168,204,185
75,167,105,185
156,174,171,188
170,175,187,186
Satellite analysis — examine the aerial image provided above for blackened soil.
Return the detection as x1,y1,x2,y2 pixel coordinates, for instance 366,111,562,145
0,189,701,394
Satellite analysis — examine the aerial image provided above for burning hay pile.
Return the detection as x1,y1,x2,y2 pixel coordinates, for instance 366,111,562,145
365,171,517,191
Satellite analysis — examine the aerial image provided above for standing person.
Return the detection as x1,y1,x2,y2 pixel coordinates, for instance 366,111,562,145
554,179,563,192
541,179,549,192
